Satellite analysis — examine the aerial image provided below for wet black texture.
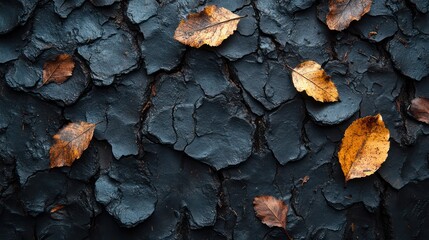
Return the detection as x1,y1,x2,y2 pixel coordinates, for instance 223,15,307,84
0,0,429,239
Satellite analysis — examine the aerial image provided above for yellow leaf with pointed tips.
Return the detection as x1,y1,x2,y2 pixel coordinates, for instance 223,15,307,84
43,54,75,85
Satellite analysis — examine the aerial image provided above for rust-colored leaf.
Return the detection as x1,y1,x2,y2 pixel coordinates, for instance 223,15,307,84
50,205,65,213
253,195,288,230
290,60,340,102
338,114,390,181
408,97,429,124
49,121,96,168
174,5,242,48
326,0,373,31
43,54,75,85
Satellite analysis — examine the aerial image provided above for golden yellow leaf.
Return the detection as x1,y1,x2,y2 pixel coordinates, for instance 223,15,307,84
49,121,96,168
326,0,373,31
338,114,390,181
43,54,75,85
174,5,242,48
253,195,288,230
291,60,340,102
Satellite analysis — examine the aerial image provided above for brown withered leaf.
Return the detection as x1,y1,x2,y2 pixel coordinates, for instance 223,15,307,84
253,195,288,230
49,121,96,168
50,205,65,213
43,54,75,85
338,114,390,181
174,5,242,48
291,60,340,102
408,97,429,124
326,0,373,31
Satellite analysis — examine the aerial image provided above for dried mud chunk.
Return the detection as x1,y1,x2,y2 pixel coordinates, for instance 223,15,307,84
139,2,187,74
90,0,120,6
323,163,381,211
306,84,361,125
0,30,24,63
184,49,232,97
133,144,220,238
384,179,429,239
266,98,307,165
410,0,429,13
21,172,67,215
0,0,37,34
233,54,296,110
53,0,86,18
379,139,429,189
144,73,204,147
95,157,157,227
206,0,250,11
126,0,158,24
185,96,254,170
256,0,294,46
78,33,139,86
352,15,398,42
387,34,429,81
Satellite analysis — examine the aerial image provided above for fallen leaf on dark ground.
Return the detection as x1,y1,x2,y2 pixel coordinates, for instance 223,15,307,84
50,122,96,168
338,114,390,181
174,5,242,47
408,97,429,124
253,195,288,230
326,0,373,31
42,54,75,85
290,60,340,102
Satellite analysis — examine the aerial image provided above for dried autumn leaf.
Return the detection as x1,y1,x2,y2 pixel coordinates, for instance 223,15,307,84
174,5,242,48
50,205,65,213
49,121,96,168
43,54,75,85
338,114,390,181
291,60,340,102
253,195,288,230
408,97,429,124
326,0,373,31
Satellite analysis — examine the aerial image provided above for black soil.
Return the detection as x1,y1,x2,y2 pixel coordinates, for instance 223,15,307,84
1,0,429,239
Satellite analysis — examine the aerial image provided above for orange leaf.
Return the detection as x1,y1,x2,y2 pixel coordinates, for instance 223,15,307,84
338,114,390,181
291,60,340,102
253,195,288,230
174,5,242,48
408,97,429,124
49,121,96,168
326,0,373,31
42,54,75,85
50,205,65,213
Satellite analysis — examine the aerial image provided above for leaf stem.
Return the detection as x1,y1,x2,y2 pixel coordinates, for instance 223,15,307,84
189,15,247,33
282,227,293,240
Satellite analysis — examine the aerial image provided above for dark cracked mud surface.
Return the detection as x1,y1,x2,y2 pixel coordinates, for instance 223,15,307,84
1,0,429,239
